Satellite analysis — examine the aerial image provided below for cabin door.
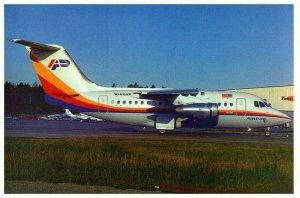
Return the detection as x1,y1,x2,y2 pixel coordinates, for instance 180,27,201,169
98,95,108,112
236,98,246,115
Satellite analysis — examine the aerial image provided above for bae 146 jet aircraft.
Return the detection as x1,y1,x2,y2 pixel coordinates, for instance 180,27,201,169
10,39,291,135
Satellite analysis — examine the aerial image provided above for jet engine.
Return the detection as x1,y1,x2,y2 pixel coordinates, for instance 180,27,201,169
175,103,218,120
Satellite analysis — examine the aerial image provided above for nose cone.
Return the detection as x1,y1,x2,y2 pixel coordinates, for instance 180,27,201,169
271,109,292,126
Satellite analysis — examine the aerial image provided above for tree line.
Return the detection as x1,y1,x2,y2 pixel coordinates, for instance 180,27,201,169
4,81,63,116
5,81,165,115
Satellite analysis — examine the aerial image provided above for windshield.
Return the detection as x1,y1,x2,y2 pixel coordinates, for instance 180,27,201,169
254,100,270,108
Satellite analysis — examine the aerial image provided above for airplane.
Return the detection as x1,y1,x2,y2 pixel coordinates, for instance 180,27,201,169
10,39,291,135
64,109,104,122
40,112,69,120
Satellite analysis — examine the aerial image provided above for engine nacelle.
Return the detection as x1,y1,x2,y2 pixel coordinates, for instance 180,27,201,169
175,103,218,120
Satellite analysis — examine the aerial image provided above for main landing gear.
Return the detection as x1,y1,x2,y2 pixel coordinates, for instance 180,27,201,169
158,129,167,135
265,127,271,137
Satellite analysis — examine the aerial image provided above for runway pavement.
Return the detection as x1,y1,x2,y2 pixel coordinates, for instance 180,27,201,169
4,118,293,145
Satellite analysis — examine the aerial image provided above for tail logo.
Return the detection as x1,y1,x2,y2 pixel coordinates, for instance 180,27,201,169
48,59,70,70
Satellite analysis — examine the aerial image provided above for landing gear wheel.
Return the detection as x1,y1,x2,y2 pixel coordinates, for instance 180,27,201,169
158,129,166,135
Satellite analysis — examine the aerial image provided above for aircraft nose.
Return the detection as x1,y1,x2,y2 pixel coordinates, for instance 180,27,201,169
282,111,291,121
274,110,292,126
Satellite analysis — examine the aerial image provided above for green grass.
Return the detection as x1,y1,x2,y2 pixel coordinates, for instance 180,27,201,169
5,137,293,193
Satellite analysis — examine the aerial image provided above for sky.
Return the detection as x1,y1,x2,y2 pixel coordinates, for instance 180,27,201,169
4,4,293,90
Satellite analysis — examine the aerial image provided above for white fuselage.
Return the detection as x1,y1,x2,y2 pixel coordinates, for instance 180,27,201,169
78,89,290,129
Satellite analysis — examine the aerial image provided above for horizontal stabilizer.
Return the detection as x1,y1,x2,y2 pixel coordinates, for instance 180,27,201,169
9,39,60,51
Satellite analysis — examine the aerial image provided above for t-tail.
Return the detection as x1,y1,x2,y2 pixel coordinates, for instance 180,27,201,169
10,39,106,111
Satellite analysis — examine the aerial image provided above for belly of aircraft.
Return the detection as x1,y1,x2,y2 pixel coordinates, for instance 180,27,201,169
83,112,157,127
83,112,277,129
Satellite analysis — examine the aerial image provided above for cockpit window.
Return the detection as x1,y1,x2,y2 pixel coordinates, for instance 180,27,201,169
254,101,268,108
259,102,266,107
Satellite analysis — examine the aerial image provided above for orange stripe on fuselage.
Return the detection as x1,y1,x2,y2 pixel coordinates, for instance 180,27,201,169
218,109,289,119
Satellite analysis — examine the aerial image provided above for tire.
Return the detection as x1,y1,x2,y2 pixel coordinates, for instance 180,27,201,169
158,129,166,135
265,131,271,137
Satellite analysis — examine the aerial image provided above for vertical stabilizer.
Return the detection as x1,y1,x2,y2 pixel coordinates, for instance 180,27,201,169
10,39,105,99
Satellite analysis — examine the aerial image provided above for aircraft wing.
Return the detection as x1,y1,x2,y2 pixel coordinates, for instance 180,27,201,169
133,88,204,104
137,88,199,96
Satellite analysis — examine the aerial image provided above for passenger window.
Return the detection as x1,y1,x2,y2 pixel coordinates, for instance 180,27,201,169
129,101,132,105
111,100,114,104
147,101,151,105
117,100,120,104
158,101,162,105
123,101,126,104
218,103,221,106
254,101,259,107
224,103,227,107
153,101,157,105
135,101,138,105
201,92,205,96
259,101,265,107
230,103,233,107
141,101,144,105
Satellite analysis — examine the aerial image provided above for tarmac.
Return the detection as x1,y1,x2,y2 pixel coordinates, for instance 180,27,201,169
4,118,293,145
